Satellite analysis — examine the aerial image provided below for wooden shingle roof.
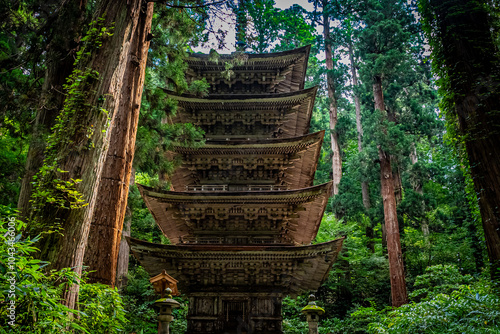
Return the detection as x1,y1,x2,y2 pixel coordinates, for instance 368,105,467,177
168,131,324,190
166,87,317,139
127,236,344,297
186,46,311,94
137,182,332,246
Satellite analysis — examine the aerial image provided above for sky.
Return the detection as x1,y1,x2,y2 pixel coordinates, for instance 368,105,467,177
274,0,314,11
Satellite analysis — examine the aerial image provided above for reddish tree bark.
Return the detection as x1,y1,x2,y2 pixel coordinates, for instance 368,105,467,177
322,0,342,197
31,0,154,309
83,2,154,286
373,76,408,307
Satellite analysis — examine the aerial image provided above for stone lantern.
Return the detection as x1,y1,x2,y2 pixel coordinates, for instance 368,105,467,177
150,270,181,334
301,294,325,334
154,287,180,334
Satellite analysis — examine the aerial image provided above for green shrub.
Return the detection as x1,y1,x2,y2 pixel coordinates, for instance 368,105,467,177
410,264,473,302
79,283,127,333
321,265,500,334
368,284,500,333
368,265,500,334
1,209,127,333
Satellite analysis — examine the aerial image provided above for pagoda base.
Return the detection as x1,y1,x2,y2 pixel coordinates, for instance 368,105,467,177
185,292,284,334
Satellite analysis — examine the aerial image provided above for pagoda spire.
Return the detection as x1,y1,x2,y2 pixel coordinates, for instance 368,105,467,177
235,0,248,51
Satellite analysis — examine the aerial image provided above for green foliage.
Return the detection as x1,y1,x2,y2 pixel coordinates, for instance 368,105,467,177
29,17,113,229
78,283,127,333
282,295,310,334
0,118,27,206
0,208,126,333
410,264,473,302
369,284,500,333
0,209,80,333
315,214,390,318
120,266,158,334
0,1,42,136
135,5,207,189
245,0,318,54
320,265,500,334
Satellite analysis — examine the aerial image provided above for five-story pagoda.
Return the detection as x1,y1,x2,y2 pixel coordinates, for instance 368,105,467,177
128,46,344,334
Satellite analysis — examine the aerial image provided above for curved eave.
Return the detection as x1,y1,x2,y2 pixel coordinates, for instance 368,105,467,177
187,46,310,92
174,130,324,152
187,45,310,69
137,182,333,245
166,86,317,102
169,131,324,190
167,87,317,138
127,235,344,296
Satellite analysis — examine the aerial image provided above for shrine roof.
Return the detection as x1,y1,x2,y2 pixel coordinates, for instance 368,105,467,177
137,182,333,245
166,86,317,102
138,181,331,202
173,130,324,153
127,236,344,296
187,45,310,71
186,45,310,93
165,87,317,138
169,132,323,191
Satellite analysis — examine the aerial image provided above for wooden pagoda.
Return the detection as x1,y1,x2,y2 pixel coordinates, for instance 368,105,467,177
128,45,344,334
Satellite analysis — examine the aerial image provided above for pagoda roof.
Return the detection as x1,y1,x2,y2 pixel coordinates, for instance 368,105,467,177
169,131,324,190
186,46,310,94
174,130,324,153
137,182,333,245
127,236,345,296
166,87,317,139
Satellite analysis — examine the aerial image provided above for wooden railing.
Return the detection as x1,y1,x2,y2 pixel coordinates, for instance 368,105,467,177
184,184,288,192
180,236,281,244
185,185,228,191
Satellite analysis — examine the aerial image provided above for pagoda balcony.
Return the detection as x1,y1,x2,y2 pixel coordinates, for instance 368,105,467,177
169,131,324,191
184,184,288,192
166,87,317,140
179,235,290,245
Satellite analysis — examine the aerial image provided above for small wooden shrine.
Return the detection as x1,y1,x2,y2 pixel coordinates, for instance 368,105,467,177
128,45,344,334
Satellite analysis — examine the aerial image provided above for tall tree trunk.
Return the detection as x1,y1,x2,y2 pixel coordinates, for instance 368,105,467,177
83,4,154,286
374,76,408,307
425,0,500,280
29,0,154,309
323,1,342,196
348,41,374,252
386,108,403,206
18,0,88,220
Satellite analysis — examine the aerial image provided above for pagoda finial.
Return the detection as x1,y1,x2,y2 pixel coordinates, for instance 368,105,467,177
308,294,316,304
165,287,173,299
235,0,248,51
